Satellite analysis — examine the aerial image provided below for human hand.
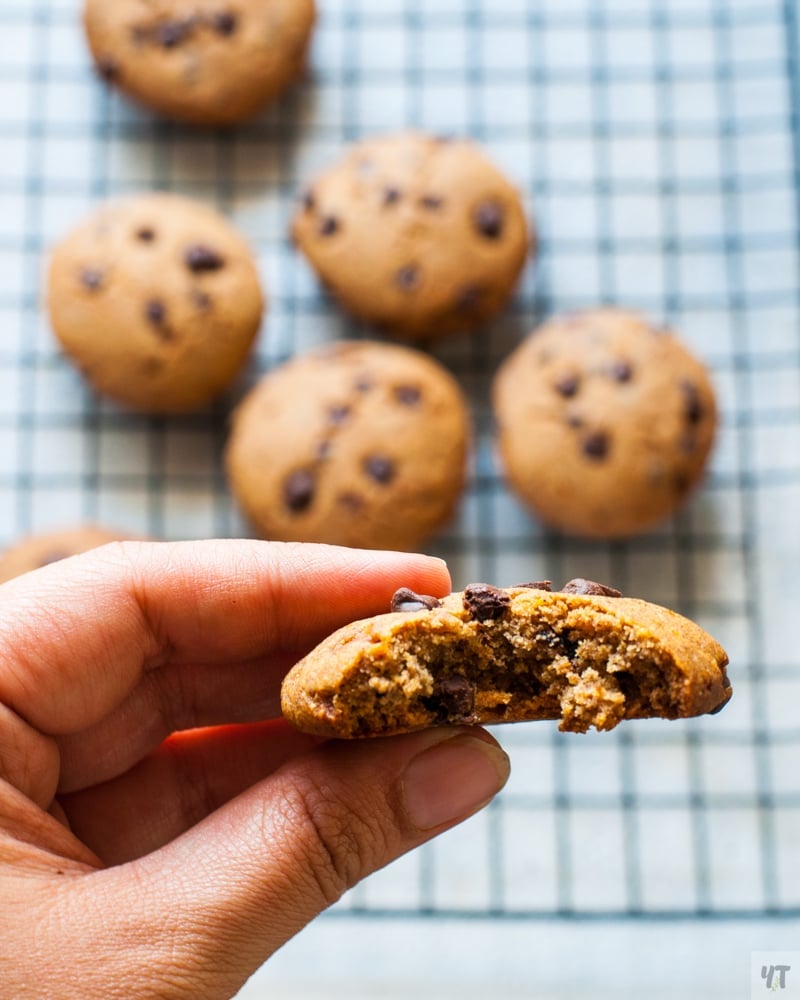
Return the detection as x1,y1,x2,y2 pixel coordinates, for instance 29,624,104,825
0,540,509,998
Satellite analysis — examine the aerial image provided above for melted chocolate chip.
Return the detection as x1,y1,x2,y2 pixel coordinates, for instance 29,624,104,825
463,583,511,622
514,581,552,591
681,380,704,424
473,201,504,239
363,455,395,484
555,373,580,398
420,195,443,210
395,265,420,291
136,227,155,242
582,430,610,460
383,187,402,206
145,299,167,328
80,267,104,292
97,57,119,81
212,11,237,35
390,587,442,613
393,384,421,406
318,215,339,237
560,579,622,597
284,469,315,512
327,404,350,425
424,676,476,723
455,284,483,313
611,360,633,382
185,244,225,272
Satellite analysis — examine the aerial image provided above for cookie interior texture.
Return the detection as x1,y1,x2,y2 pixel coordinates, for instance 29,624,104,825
281,584,731,738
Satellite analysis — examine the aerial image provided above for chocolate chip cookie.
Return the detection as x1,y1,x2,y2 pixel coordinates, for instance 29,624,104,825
84,0,316,125
0,526,133,584
225,340,470,550
292,132,531,341
47,193,265,413
281,580,732,737
492,308,717,538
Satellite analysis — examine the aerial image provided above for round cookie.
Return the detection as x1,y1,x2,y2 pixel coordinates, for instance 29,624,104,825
292,132,531,341
0,526,133,584
225,341,471,550
493,308,717,538
84,0,316,126
48,193,265,413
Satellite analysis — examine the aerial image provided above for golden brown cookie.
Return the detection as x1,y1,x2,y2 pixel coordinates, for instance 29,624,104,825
0,526,133,584
281,580,732,737
47,193,265,413
84,0,316,126
492,308,717,538
225,340,470,550
292,132,531,341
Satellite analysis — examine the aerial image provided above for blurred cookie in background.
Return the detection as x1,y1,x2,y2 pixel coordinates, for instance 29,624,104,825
84,0,316,125
47,193,265,413
0,526,137,584
226,340,471,551
293,132,531,341
493,308,717,539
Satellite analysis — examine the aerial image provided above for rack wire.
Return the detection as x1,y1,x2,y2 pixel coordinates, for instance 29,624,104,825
0,0,798,923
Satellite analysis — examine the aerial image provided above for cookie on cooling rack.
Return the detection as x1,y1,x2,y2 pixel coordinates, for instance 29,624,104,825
281,580,732,737
48,193,264,413
225,340,470,551
492,308,717,538
0,526,134,584
84,0,316,125
292,131,531,340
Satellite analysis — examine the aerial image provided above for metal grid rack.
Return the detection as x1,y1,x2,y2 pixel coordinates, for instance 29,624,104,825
0,0,798,927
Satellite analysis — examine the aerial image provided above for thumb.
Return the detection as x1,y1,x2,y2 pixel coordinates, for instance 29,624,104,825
84,728,509,998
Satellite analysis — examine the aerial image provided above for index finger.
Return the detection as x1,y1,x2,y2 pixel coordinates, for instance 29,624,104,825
0,539,450,735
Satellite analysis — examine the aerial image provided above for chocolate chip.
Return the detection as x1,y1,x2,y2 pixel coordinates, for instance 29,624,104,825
383,187,402,206
473,201,504,239
555,373,580,398
145,299,167,328
97,57,119,81
560,579,622,597
582,430,610,460
185,244,225,272
157,20,190,48
514,581,552,591
611,360,633,382
681,380,704,424
327,404,350,425
455,284,483,313
393,384,421,406
463,583,511,622
212,11,237,35
80,267,104,292
318,216,339,237
709,687,733,715
424,676,476,723
337,492,363,512
395,265,420,292
284,469,315,512
390,587,442,613
136,227,155,243
420,195,443,210
363,455,395,484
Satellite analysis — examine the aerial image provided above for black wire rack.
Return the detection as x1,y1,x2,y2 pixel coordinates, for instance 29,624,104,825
0,0,798,922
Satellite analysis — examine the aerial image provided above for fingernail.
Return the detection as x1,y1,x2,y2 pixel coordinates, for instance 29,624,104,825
402,732,510,831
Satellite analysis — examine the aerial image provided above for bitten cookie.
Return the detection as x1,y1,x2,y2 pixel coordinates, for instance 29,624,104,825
493,308,717,538
0,526,133,584
48,193,264,413
84,0,316,126
281,580,732,737
292,132,530,340
225,340,470,550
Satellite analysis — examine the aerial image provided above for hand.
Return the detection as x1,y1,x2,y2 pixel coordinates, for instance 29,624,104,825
0,540,510,998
